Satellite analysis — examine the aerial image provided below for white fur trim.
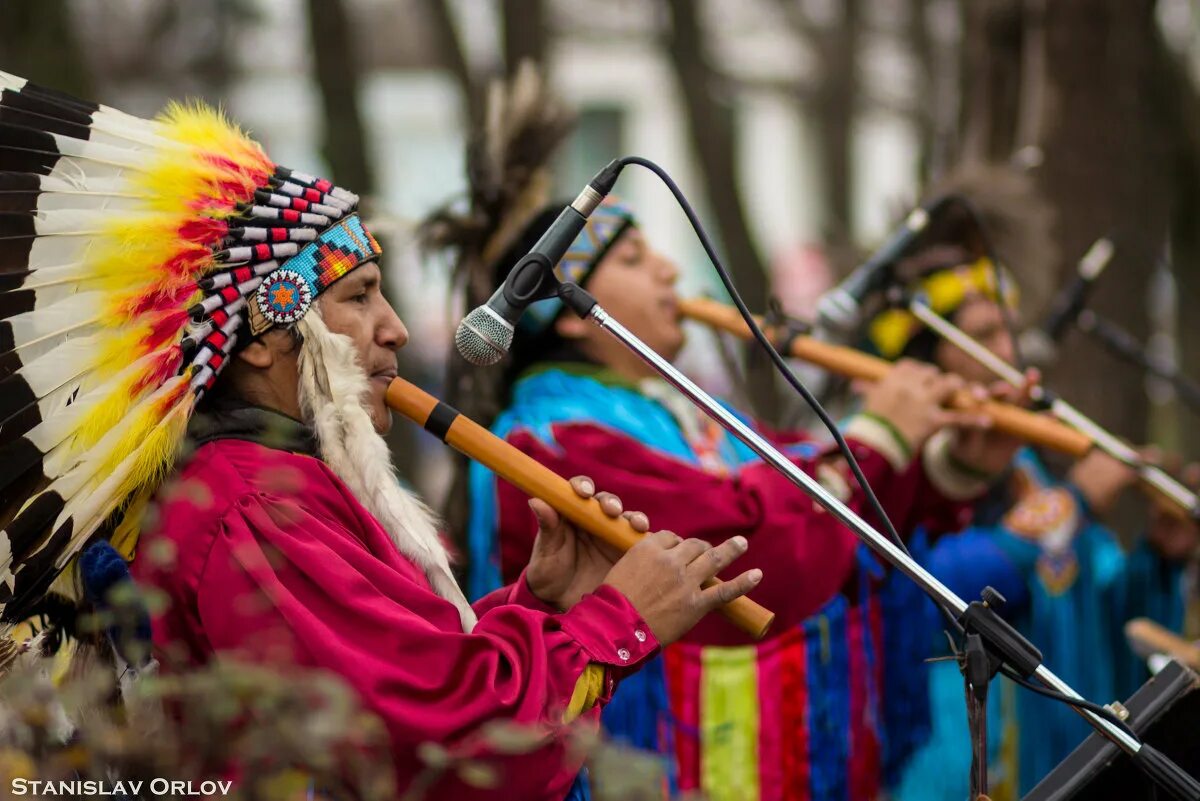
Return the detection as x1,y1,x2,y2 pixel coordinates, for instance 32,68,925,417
296,308,477,632
843,414,911,473
921,428,992,501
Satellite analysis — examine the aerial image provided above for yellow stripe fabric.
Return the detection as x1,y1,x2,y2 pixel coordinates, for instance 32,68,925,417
563,663,606,723
701,645,760,801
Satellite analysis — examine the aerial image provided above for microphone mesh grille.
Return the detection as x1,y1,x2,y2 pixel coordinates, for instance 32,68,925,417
455,306,514,366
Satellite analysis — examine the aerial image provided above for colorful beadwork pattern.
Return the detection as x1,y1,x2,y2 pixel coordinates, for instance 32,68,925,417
249,214,382,335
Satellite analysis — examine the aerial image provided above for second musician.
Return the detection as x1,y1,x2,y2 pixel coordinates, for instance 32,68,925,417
455,197,1022,800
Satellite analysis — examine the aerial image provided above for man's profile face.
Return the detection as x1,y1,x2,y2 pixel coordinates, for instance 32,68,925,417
317,261,405,433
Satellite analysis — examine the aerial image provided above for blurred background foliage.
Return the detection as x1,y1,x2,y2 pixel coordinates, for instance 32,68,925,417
3,0,1199,533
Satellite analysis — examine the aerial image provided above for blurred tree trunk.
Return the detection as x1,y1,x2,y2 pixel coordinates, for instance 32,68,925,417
305,0,373,194
909,0,935,178
958,0,1024,164
1153,22,1200,459
663,0,781,421
963,1,1170,446
305,0,427,484
0,0,91,97
502,0,547,75
422,0,486,134
662,0,768,309
1030,1,1170,449
812,0,860,247
958,0,1179,535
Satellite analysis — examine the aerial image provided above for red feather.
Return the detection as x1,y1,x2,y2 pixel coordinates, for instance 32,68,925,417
176,218,227,245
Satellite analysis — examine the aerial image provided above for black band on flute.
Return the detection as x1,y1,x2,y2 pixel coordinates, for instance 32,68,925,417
424,400,460,442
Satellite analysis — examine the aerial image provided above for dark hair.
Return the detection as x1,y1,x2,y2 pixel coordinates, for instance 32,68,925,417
898,326,941,364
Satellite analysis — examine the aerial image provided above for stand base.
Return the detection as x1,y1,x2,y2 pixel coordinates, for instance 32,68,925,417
1022,660,1200,801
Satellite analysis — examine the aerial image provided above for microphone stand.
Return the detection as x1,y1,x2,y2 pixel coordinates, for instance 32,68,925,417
551,280,1200,801
1073,308,1200,415
904,296,1200,520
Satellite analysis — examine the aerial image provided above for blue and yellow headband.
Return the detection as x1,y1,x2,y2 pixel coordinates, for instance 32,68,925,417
518,197,636,335
868,257,1019,359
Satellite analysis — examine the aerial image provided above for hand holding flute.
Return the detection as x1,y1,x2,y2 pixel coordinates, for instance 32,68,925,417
680,296,1198,520
680,296,1090,456
525,476,764,644
387,376,775,640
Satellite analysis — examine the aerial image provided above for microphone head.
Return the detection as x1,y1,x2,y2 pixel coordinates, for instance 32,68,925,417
455,305,514,366
815,288,862,338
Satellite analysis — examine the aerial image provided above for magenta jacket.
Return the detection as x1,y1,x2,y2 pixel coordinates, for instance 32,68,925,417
133,433,658,800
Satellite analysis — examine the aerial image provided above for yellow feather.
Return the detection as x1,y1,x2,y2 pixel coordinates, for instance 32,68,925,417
92,378,188,486
158,101,271,173
109,486,152,561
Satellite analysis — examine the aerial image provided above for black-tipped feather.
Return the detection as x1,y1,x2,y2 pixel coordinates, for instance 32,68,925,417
0,87,96,133
0,373,37,423
0,401,42,450
3,490,63,563
0,270,33,291
13,79,98,114
0,437,45,502
0,211,37,239
6,517,73,624
0,289,34,321
0,106,91,141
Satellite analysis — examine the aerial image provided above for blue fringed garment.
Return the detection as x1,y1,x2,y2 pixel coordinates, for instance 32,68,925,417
469,365,966,800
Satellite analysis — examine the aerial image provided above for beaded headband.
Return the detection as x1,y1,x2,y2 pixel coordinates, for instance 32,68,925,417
518,197,636,335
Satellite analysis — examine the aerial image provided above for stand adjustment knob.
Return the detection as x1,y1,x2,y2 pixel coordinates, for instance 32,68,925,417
981,586,1007,609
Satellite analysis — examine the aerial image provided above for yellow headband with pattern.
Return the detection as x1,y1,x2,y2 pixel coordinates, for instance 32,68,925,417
867,257,1019,359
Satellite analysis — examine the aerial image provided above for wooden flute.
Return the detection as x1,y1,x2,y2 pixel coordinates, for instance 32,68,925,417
679,296,1093,455
680,296,1196,520
386,376,776,640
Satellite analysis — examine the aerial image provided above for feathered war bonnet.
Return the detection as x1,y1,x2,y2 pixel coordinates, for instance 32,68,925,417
0,73,380,625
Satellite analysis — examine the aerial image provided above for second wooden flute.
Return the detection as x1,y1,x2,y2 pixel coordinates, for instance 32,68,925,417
386,376,776,640
679,296,1094,458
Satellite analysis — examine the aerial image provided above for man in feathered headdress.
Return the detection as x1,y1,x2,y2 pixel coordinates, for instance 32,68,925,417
0,75,761,799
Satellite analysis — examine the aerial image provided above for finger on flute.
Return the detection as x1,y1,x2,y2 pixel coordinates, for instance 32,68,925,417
386,376,776,640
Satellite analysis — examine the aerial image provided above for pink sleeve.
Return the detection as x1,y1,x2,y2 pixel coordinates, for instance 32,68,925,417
195,493,656,799
497,422,862,640
838,415,979,536
473,568,559,617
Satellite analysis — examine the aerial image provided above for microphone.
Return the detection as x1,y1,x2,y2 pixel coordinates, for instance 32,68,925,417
1043,236,1113,342
1019,237,1113,365
815,196,952,337
455,160,623,366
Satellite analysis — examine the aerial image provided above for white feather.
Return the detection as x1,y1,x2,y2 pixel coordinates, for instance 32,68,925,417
2,394,188,599
3,291,102,355
2,329,100,401
0,72,26,92
42,132,154,171
37,173,140,195
21,189,143,213
20,350,162,455
9,261,91,292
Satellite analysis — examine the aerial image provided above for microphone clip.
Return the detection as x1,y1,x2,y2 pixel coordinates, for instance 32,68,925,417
502,252,562,310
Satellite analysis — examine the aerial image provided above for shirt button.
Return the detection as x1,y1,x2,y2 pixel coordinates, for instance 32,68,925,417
617,648,631,662
634,629,647,643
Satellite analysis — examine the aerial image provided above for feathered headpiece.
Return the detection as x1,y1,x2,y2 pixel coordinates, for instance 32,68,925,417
0,73,376,624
